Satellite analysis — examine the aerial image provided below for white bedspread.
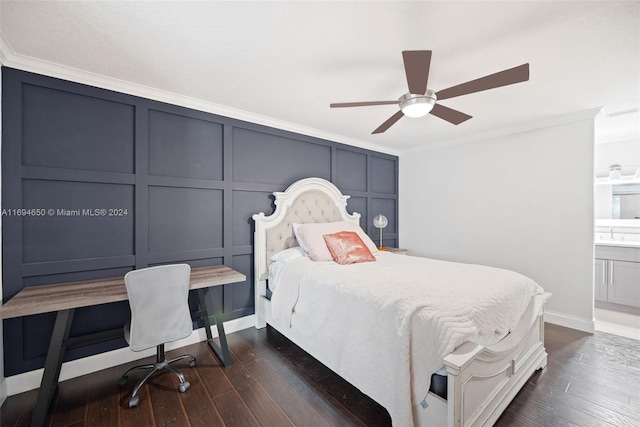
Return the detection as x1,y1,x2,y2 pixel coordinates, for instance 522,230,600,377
270,252,544,427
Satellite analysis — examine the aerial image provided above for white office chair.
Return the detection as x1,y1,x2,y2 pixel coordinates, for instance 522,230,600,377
118,264,196,408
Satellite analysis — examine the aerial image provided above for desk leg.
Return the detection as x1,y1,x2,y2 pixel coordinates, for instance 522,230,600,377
197,288,231,366
31,308,75,427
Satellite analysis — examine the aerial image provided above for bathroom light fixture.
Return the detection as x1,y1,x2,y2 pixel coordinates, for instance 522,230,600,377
399,91,437,118
608,164,622,181
373,213,388,249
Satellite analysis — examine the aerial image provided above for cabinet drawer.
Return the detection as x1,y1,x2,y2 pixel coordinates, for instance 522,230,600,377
595,245,639,262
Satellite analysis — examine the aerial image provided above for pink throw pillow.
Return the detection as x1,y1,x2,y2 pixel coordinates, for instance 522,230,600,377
323,231,376,265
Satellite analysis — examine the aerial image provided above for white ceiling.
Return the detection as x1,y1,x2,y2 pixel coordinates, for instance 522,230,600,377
1,1,638,154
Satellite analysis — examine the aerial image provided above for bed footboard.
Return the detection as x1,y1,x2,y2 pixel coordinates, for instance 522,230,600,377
434,292,551,427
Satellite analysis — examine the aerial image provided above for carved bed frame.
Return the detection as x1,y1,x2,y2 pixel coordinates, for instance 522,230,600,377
252,177,550,426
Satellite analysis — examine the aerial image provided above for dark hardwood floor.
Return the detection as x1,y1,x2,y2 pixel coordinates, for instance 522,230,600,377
2,323,639,426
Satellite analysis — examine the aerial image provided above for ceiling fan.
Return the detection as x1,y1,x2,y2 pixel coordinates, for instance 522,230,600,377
330,50,529,134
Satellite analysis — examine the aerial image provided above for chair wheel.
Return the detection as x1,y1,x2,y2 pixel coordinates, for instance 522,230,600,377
118,376,128,387
129,395,139,408
189,358,196,368
179,381,190,393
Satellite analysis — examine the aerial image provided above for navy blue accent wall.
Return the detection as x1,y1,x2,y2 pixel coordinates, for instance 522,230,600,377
1,67,399,376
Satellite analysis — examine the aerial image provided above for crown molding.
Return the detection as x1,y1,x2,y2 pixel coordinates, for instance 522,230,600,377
402,107,603,154
0,32,11,66
0,32,399,157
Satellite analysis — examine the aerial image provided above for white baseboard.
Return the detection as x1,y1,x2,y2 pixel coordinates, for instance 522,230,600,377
0,379,6,408
545,310,595,334
4,315,255,398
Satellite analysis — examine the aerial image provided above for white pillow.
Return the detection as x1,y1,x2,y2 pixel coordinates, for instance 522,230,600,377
270,246,307,262
293,221,379,261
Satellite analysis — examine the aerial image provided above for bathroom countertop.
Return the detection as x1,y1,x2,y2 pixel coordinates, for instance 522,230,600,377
595,240,640,248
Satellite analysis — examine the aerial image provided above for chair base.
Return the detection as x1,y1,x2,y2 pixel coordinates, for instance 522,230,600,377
118,344,196,408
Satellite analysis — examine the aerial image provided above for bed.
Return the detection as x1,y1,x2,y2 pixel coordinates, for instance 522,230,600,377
252,177,551,426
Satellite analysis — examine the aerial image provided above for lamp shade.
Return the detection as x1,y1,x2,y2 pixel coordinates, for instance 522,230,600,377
373,214,388,229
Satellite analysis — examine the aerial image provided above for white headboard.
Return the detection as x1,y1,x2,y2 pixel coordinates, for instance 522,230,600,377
252,178,360,327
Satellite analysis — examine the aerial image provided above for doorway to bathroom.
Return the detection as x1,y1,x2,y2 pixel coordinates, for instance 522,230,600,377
593,110,640,340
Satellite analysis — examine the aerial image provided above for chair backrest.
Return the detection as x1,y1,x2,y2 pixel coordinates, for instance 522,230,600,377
124,264,193,351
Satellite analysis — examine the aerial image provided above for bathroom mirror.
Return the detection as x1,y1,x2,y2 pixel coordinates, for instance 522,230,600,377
612,183,640,219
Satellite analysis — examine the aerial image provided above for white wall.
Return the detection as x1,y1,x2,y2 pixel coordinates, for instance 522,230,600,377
593,135,640,220
399,118,596,332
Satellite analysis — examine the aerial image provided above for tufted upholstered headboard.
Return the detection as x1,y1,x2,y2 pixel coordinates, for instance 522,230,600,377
251,178,360,328
252,177,360,282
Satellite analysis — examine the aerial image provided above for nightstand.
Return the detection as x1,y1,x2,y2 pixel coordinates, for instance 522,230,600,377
380,247,408,255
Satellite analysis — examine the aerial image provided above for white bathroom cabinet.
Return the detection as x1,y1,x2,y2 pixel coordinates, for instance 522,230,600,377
595,245,640,308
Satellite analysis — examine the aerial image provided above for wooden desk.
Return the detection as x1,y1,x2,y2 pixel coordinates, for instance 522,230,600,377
1,265,246,427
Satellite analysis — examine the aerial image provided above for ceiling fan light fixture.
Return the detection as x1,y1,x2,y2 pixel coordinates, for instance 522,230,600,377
399,91,437,118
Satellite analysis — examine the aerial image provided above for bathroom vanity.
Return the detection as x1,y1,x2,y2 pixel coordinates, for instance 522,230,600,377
595,242,640,308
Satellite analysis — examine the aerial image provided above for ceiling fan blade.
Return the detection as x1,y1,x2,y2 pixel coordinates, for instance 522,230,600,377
403,50,432,95
330,100,398,108
436,63,529,101
372,111,404,134
429,104,472,125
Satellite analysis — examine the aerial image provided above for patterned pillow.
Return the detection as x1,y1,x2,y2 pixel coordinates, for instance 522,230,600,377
323,231,376,265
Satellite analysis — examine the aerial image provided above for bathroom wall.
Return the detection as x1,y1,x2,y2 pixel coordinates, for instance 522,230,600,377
593,125,640,219
594,137,640,179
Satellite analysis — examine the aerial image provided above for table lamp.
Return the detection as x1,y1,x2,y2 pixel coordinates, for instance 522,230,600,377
373,213,388,249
